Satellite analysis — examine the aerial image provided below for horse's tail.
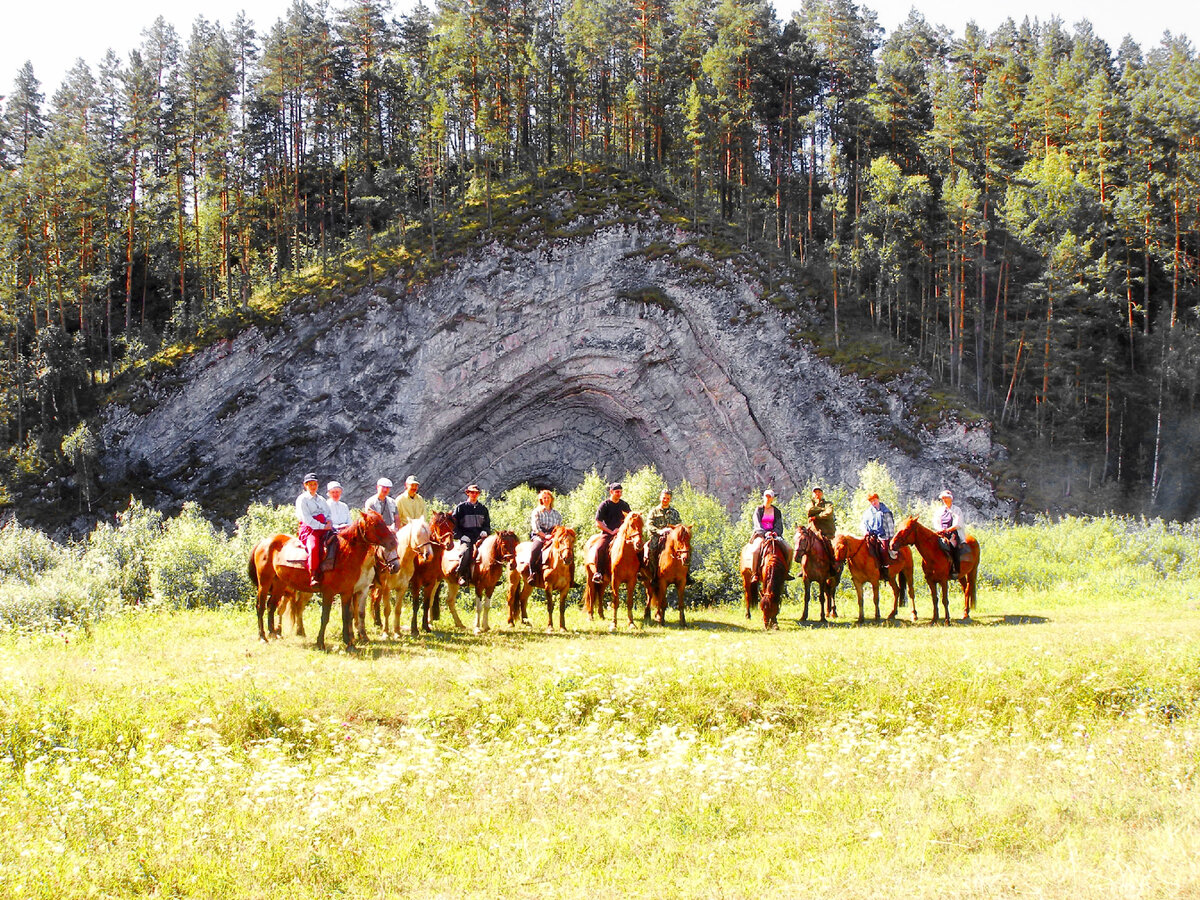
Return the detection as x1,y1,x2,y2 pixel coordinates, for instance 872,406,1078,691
247,551,259,589
431,581,442,621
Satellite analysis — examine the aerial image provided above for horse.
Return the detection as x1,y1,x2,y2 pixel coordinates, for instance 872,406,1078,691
466,530,519,633
510,525,577,631
792,525,841,623
642,524,691,627
738,534,787,629
248,511,398,651
367,517,433,639
583,512,644,631
407,511,465,633
890,516,980,623
831,533,916,623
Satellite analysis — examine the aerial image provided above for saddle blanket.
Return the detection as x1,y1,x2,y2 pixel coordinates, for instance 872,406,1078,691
281,535,338,571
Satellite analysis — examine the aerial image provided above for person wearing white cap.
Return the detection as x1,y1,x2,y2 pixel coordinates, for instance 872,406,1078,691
936,490,965,576
749,489,793,584
326,481,352,532
364,477,399,532
296,473,332,587
396,475,426,527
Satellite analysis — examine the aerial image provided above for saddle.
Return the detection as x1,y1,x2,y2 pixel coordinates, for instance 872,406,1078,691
281,532,338,571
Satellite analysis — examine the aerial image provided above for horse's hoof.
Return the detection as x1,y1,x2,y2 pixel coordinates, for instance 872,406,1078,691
608,623,617,633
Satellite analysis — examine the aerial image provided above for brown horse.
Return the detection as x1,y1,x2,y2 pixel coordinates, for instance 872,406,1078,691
248,511,397,650
468,531,519,633
890,516,980,623
739,534,787,629
642,524,691,627
510,526,577,631
792,525,840,623
407,511,465,633
583,512,644,630
832,533,915,623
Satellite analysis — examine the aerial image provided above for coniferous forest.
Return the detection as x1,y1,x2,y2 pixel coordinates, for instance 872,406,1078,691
2,0,1200,520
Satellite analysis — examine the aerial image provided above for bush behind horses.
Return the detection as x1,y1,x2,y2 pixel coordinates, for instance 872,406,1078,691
6,464,1200,634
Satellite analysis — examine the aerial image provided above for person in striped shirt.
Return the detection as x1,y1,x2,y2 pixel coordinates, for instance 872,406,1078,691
529,490,563,588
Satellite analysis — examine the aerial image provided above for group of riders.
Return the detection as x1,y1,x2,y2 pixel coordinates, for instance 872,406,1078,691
295,473,969,592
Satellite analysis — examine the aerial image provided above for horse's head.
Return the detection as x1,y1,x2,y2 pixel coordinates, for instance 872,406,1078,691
621,512,645,549
408,517,433,563
793,525,815,554
497,530,519,562
361,510,399,551
890,516,918,552
831,533,849,562
430,511,455,548
668,525,691,566
553,525,576,556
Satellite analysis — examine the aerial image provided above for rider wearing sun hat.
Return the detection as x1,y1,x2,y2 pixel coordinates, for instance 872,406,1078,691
935,490,965,576
364,477,399,532
453,484,491,585
297,473,332,587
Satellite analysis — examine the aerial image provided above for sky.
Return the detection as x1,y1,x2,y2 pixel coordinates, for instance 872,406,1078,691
3,0,1196,98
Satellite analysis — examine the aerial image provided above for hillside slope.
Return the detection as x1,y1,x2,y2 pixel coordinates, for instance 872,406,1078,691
99,195,1006,519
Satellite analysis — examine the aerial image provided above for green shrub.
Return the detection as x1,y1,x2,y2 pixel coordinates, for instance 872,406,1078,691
82,498,164,605
0,521,69,583
148,503,252,609
0,567,119,632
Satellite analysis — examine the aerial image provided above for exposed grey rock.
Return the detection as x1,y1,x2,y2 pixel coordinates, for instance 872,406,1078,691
100,223,1009,520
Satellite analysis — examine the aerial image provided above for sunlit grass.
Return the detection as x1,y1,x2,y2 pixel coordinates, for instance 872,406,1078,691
2,572,1199,898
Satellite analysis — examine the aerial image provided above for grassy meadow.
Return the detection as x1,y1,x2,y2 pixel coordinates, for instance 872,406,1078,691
2,531,1200,898
2,473,1200,898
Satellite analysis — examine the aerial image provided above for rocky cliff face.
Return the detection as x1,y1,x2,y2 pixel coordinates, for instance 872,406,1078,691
100,218,1007,519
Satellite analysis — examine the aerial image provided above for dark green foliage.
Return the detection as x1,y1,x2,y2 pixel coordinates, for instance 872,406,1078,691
1,7,1199,518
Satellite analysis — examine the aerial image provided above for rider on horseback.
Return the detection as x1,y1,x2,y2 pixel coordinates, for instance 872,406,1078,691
936,490,965,576
453,484,491,586
592,483,631,584
395,475,426,527
862,492,897,576
296,474,332,588
529,490,563,588
646,489,682,575
807,487,841,576
325,481,352,533
749,489,794,583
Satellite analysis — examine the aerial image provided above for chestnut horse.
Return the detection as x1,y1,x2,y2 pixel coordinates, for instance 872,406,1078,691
510,526,577,630
890,516,980,623
793,525,840,623
832,533,915,623
407,511,465,633
249,511,397,650
468,531,519,634
367,517,432,639
739,534,787,629
583,512,644,630
642,524,691,627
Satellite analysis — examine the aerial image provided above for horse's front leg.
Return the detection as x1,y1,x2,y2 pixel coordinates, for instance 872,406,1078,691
316,593,333,651
340,593,355,649
872,581,882,621
676,581,687,628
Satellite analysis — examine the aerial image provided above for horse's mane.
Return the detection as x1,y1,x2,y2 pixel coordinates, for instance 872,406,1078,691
479,530,517,566
616,511,644,542
760,536,785,592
